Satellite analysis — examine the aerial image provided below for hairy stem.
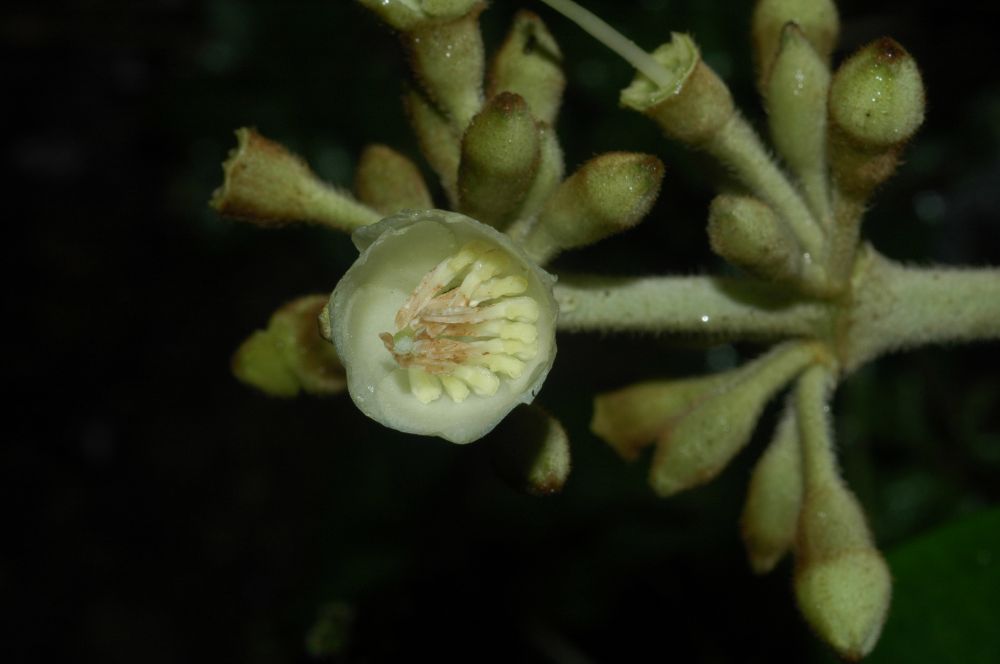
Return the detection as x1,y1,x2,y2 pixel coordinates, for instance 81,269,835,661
825,192,866,288
555,274,833,339
839,247,1000,371
795,364,839,486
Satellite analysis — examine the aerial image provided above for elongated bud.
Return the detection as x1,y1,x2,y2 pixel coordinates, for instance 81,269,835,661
796,483,891,660
403,4,486,130
405,88,462,202
354,144,433,215
591,373,730,461
357,0,482,31
458,92,540,228
708,194,804,284
489,405,571,495
752,0,839,88
210,128,379,231
828,38,925,198
740,402,802,574
766,23,831,220
793,365,891,660
620,33,734,145
523,152,664,264
488,11,565,127
649,342,818,497
232,295,346,398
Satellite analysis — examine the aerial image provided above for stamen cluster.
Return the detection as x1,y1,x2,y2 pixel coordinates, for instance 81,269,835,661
380,241,540,403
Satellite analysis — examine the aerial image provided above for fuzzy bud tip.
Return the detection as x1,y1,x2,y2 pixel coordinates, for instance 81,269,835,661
829,37,925,148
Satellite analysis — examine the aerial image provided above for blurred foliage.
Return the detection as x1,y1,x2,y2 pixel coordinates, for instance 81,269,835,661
7,0,999,662
872,508,1000,664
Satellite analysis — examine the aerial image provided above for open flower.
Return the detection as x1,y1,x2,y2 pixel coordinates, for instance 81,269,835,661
328,209,558,444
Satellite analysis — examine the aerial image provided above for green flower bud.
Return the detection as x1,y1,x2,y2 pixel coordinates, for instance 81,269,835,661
649,342,818,497
752,0,839,88
210,128,379,231
354,144,433,215
795,483,891,661
620,33,734,145
740,402,802,574
591,373,729,461
488,11,565,126
404,88,462,203
708,194,804,284
403,5,486,130
329,209,558,444
765,23,832,220
232,295,346,398
458,92,541,228
522,152,664,264
827,38,926,200
360,0,486,128
488,405,571,495
793,364,891,660
830,38,925,148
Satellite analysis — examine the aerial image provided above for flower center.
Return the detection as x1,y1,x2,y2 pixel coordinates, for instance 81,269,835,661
379,241,540,403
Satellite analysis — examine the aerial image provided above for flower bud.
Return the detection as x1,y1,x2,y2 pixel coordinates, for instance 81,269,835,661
232,295,346,398
354,144,433,215
488,405,571,495
591,373,729,461
708,194,804,284
765,24,831,219
402,4,486,130
522,152,664,264
328,209,558,444
649,342,817,497
793,364,891,660
488,11,565,126
404,88,462,202
828,38,926,199
740,402,801,574
210,128,379,231
620,33,734,145
752,0,839,88
458,92,540,228
830,38,925,148
795,482,891,661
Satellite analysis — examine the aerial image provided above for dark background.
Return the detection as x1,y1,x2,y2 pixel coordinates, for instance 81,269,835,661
7,1,1000,662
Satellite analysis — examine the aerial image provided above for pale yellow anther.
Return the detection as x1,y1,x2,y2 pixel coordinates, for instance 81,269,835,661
409,367,443,403
499,321,538,342
470,275,528,303
467,320,538,342
453,364,501,396
485,296,540,322
474,354,526,378
458,249,509,297
470,338,537,360
447,242,487,271
440,374,471,402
